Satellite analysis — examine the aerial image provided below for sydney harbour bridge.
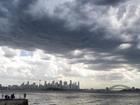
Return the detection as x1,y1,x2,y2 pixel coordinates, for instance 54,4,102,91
107,85,132,91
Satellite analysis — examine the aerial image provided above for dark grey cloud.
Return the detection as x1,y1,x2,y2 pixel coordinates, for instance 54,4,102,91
95,72,124,81
68,51,127,71
2,46,16,58
78,0,128,6
0,0,140,75
0,0,122,53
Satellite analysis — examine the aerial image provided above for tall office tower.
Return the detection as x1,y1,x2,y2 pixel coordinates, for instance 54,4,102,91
70,80,72,89
64,81,68,89
78,82,80,89
27,81,29,85
59,80,62,88
52,81,55,86
44,81,47,86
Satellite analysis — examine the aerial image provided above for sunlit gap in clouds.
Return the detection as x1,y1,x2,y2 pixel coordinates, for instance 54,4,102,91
0,46,139,88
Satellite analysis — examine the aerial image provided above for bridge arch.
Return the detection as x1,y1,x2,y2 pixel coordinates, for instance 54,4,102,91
109,85,130,91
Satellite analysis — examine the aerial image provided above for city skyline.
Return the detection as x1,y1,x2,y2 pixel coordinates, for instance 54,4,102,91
0,0,140,88
0,80,138,90
0,80,80,90
0,80,140,93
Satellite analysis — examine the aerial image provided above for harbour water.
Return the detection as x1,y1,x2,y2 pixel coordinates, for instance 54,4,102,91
1,92,140,105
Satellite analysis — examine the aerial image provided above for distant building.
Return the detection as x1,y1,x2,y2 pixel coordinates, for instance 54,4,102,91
0,80,80,91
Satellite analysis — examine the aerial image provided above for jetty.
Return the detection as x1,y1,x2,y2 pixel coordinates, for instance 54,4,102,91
0,99,28,105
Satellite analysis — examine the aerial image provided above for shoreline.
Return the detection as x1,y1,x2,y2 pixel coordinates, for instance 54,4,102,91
1,89,140,94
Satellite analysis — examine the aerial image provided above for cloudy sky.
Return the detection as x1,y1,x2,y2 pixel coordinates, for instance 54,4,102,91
0,0,140,88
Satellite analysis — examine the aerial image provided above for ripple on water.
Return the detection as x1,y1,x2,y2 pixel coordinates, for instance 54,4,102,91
1,92,140,105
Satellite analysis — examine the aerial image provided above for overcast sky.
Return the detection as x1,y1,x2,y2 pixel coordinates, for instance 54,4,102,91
0,0,140,88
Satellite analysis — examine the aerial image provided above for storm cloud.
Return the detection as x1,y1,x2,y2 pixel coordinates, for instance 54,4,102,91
77,0,128,6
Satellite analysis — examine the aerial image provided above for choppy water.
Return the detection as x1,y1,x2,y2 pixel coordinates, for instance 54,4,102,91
1,92,140,105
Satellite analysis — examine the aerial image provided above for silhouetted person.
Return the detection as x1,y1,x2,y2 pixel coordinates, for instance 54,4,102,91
2,94,4,99
5,95,10,99
7,96,10,99
24,93,26,99
5,95,7,99
11,93,15,99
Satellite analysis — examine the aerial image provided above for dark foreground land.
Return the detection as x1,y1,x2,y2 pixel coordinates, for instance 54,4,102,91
0,99,28,105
